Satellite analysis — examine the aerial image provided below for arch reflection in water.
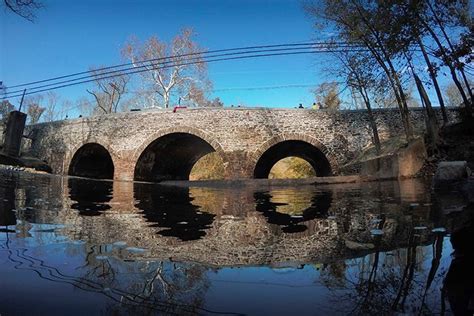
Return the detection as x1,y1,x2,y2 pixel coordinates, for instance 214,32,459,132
68,178,113,216
134,183,215,241
254,189,332,233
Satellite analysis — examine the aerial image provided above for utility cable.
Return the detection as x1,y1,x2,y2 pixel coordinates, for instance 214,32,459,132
6,41,365,89
2,47,370,100
5,45,356,96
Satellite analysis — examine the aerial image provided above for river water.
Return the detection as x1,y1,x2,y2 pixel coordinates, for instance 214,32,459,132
0,171,473,315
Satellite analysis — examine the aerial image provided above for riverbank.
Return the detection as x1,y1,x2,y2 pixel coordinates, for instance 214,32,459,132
0,152,52,173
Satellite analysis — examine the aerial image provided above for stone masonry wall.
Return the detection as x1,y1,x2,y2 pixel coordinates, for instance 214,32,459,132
25,107,459,180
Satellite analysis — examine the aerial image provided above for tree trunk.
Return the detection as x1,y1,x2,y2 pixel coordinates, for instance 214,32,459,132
423,20,472,116
388,60,414,140
414,74,439,152
359,86,381,154
418,37,448,124
363,42,414,140
343,1,414,140
164,92,170,108
459,68,473,103
427,1,473,102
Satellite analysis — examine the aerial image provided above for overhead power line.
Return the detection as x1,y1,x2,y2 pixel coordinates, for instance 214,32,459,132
2,42,370,100
5,45,363,96
7,42,365,89
3,50,368,100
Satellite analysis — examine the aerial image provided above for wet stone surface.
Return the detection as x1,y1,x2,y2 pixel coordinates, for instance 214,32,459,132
0,171,473,315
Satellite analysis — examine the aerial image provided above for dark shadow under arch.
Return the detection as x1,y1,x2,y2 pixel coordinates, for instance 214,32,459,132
254,140,332,178
134,133,218,182
68,143,114,179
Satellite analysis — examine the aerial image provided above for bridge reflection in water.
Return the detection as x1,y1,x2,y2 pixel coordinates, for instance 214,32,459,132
1,172,473,315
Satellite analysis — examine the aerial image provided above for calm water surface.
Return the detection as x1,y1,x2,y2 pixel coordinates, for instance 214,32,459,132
0,172,473,315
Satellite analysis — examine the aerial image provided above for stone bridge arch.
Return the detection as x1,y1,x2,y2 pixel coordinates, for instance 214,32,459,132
131,126,227,182
250,133,336,178
66,141,117,180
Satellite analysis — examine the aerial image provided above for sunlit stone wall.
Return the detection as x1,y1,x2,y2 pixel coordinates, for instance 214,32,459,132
24,107,459,180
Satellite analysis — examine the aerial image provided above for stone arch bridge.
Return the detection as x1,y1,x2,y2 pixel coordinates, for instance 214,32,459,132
25,107,452,181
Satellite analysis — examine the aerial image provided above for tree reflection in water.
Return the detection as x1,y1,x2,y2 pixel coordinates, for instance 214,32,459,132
74,244,214,315
317,226,456,315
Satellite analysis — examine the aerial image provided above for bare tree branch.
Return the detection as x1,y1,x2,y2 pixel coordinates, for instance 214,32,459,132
122,28,212,108
3,0,42,22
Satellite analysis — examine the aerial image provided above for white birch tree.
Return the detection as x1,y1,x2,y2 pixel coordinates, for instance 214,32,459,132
122,28,211,109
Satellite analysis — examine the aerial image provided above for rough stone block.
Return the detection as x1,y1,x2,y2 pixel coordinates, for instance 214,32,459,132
433,161,470,187
397,138,427,178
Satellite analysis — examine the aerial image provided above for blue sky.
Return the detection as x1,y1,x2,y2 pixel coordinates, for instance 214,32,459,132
2,0,467,115
1,0,339,112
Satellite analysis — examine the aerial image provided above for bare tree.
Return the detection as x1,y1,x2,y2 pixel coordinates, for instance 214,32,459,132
208,97,224,107
3,0,42,21
445,80,472,108
122,28,211,109
74,97,93,117
43,91,60,122
23,94,44,124
26,103,45,124
423,1,473,105
313,82,342,111
416,37,448,124
1,100,15,128
118,91,151,112
304,0,419,140
86,67,129,115
60,99,74,119
335,52,381,153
